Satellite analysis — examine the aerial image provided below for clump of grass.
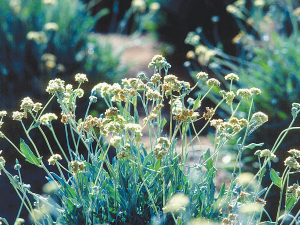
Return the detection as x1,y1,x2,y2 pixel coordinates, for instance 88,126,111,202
0,56,300,224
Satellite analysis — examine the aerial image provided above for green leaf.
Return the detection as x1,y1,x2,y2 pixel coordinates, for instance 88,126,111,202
161,118,167,129
243,142,264,150
285,194,298,211
270,169,282,189
20,139,42,167
154,160,161,171
182,123,189,134
204,148,213,170
193,93,201,110
217,182,226,200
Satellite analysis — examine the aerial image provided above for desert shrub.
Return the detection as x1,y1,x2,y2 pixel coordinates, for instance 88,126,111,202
0,0,127,110
184,0,300,151
0,56,299,224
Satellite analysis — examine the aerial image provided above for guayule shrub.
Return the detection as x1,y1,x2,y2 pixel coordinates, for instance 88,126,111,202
0,56,299,224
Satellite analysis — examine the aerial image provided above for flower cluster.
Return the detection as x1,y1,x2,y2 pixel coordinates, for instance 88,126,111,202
287,183,300,198
162,74,191,97
61,112,75,125
196,71,208,80
254,149,276,159
46,78,65,94
144,104,164,123
206,78,220,87
153,137,170,160
148,55,171,71
48,154,62,165
78,115,98,132
225,73,239,81
251,112,268,126
284,156,300,170
96,114,125,136
203,107,215,120
12,111,27,121
69,160,85,174
75,73,88,83
173,109,199,122
117,144,131,160
288,149,300,158
40,113,58,125
210,117,248,141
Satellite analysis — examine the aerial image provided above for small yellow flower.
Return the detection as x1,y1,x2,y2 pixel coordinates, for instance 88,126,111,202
20,97,34,111
46,78,65,94
48,154,62,165
44,22,59,31
75,73,88,83
251,112,268,126
284,156,300,169
105,107,119,117
225,73,239,81
69,160,85,173
33,103,42,112
206,78,220,87
12,111,26,121
259,149,276,159
237,89,252,98
196,71,208,80
150,73,162,83
203,107,215,120
250,87,261,95
288,149,300,158
40,113,58,125
0,111,8,117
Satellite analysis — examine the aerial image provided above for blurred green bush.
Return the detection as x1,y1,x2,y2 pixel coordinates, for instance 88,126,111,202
185,0,300,150
0,0,127,110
